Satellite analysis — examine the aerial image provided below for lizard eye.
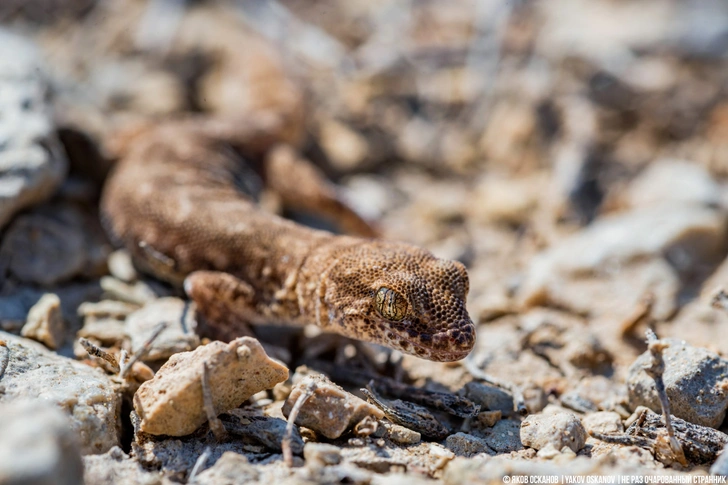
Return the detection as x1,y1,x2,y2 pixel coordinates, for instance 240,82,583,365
375,287,407,321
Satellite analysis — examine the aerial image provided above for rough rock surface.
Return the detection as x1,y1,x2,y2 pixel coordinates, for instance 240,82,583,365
282,373,384,439
520,409,588,453
83,446,162,485
445,432,495,457
193,451,259,484
519,204,727,319
134,337,288,436
0,29,67,231
0,399,84,485
581,411,624,435
304,443,343,467
627,339,728,428
0,331,120,454
126,297,200,361
20,293,65,349
0,203,93,285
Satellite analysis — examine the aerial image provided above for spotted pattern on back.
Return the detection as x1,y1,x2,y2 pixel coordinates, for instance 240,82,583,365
102,122,476,362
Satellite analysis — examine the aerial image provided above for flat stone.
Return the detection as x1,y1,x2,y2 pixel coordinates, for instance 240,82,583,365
134,337,288,436
627,339,728,428
126,297,200,362
582,411,624,435
445,432,495,457
520,410,587,453
462,381,514,415
0,331,120,454
21,293,65,349
282,373,384,439
0,30,67,231
0,204,87,285
0,399,83,485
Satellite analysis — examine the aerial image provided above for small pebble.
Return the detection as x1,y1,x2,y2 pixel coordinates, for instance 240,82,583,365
304,443,342,467
21,293,65,349
582,411,624,435
387,423,422,444
445,432,494,457
282,374,384,439
477,410,502,428
520,410,587,453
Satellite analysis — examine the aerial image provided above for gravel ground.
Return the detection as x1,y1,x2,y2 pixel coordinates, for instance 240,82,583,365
2,1,728,484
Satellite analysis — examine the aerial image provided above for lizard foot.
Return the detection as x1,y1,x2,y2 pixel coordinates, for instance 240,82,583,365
184,270,257,342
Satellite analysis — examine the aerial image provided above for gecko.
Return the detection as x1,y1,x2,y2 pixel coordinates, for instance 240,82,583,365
100,117,476,362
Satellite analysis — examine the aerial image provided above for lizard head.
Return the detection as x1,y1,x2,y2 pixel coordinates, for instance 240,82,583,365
320,241,476,361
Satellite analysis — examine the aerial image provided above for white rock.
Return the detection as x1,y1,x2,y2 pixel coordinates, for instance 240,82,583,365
0,30,67,230
0,331,121,454
83,446,162,485
0,399,83,485
21,293,65,349
626,160,721,209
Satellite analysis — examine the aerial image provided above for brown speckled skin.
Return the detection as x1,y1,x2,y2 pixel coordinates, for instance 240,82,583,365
101,121,475,362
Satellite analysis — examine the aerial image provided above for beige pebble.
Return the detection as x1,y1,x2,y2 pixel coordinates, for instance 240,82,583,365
21,293,65,349
134,337,288,436
282,374,384,439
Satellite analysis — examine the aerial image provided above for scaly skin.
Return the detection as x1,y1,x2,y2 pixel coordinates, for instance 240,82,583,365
101,120,476,362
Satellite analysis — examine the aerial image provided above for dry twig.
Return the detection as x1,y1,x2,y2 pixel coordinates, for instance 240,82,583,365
283,380,317,467
79,338,120,372
644,329,687,466
202,361,227,442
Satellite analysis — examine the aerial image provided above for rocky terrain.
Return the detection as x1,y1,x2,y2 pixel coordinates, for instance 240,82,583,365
2,0,728,484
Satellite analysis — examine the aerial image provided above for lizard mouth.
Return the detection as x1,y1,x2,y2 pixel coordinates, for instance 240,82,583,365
395,326,475,362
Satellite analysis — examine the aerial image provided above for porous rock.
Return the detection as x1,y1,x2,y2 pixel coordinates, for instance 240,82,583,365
304,442,342,467
193,451,259,485
0,331,120,454
387,423,422,445
626,339,728,428
83,446,162,485
126,297,200,361
520,409,587,453
445,432,495,457
0,30,67,231
711,444,728,477
282,373,384,439
20,293,65,349
582,411,624,435
0,399,83,485
134,337,288,436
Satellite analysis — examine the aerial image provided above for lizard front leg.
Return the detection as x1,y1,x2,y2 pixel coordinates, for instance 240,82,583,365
184,270,259,341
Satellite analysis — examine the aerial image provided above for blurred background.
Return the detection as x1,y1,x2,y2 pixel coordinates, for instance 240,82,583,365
3,0,728,388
